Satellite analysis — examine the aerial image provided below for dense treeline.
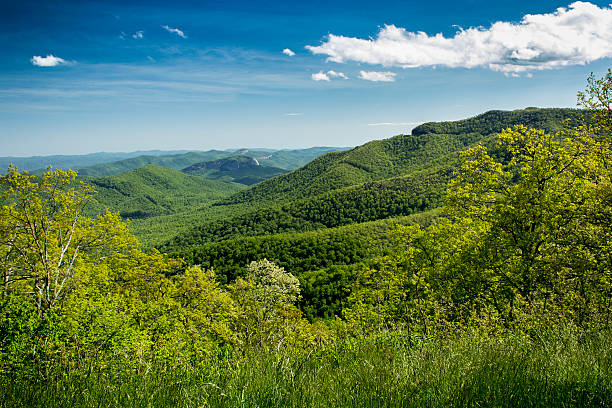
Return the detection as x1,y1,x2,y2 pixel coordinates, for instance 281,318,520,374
411,108,588,136
173,213,438,319
174,216,420,281
160,170,447,251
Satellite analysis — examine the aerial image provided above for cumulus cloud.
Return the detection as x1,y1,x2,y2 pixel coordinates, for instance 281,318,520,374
133,30,144,39
31,55,67,67
359,71,396,82
312,70,349,81
328,70,348,79
312,71,330,81
283,48,296,56
162,25,187,38
306,2,612,73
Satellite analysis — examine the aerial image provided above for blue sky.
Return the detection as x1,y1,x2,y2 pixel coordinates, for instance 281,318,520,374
1,0,611,156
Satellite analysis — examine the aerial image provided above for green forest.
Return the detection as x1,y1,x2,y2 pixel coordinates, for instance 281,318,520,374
0,71,610,407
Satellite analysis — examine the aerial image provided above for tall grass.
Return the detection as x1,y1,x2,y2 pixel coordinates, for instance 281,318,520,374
2,327,610,407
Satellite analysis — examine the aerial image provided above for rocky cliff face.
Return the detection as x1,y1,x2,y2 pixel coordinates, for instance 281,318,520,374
183,156,260,172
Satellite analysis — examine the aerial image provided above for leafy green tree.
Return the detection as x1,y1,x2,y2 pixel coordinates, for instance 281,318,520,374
227,259,326,350
0,167,135,315
245,259,301,312
577,68,611,135
444,123,611,328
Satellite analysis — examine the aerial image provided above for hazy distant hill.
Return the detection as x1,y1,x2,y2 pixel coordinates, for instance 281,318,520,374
0,150,192,173
78,151,232,177
182,155,288,185
87,164,244,219
77,147,347,177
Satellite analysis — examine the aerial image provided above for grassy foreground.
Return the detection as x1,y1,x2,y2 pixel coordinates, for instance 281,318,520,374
2,328,610,408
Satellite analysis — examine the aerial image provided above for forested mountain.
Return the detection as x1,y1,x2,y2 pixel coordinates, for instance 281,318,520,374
157,108,584,253
182,155,288,185
86,164,244,219
221,108,585,205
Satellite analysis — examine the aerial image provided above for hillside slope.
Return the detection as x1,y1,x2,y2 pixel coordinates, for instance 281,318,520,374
87,164,244,219
159,168,449,252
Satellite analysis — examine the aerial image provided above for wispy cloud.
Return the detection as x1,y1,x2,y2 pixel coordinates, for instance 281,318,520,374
31,55,67,67
133,30,144,39
312,71,330,81
284,112,303,116
367,122,420,126
307,2,612,74
5,57,321,110
162,25,187,38
282,48,296,56
359,71,396,82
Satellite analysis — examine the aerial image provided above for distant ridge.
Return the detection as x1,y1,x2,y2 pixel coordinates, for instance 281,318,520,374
76,147,348,177
0,150,193,173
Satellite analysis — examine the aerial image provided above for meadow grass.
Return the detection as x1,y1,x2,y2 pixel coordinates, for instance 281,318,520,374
1,328,610,408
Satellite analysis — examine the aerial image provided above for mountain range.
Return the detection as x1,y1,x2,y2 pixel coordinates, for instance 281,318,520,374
1,107,593,318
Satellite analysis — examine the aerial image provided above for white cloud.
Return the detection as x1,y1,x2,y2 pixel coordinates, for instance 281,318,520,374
162,25,187,38
312,71,330,81
133,30,143,39
312,70,349,81
282,48,296,56
307,2,612,73
285,112,303,116
359,71,396,82
367,122,420,126
31,55,67,67
327,70,348,79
